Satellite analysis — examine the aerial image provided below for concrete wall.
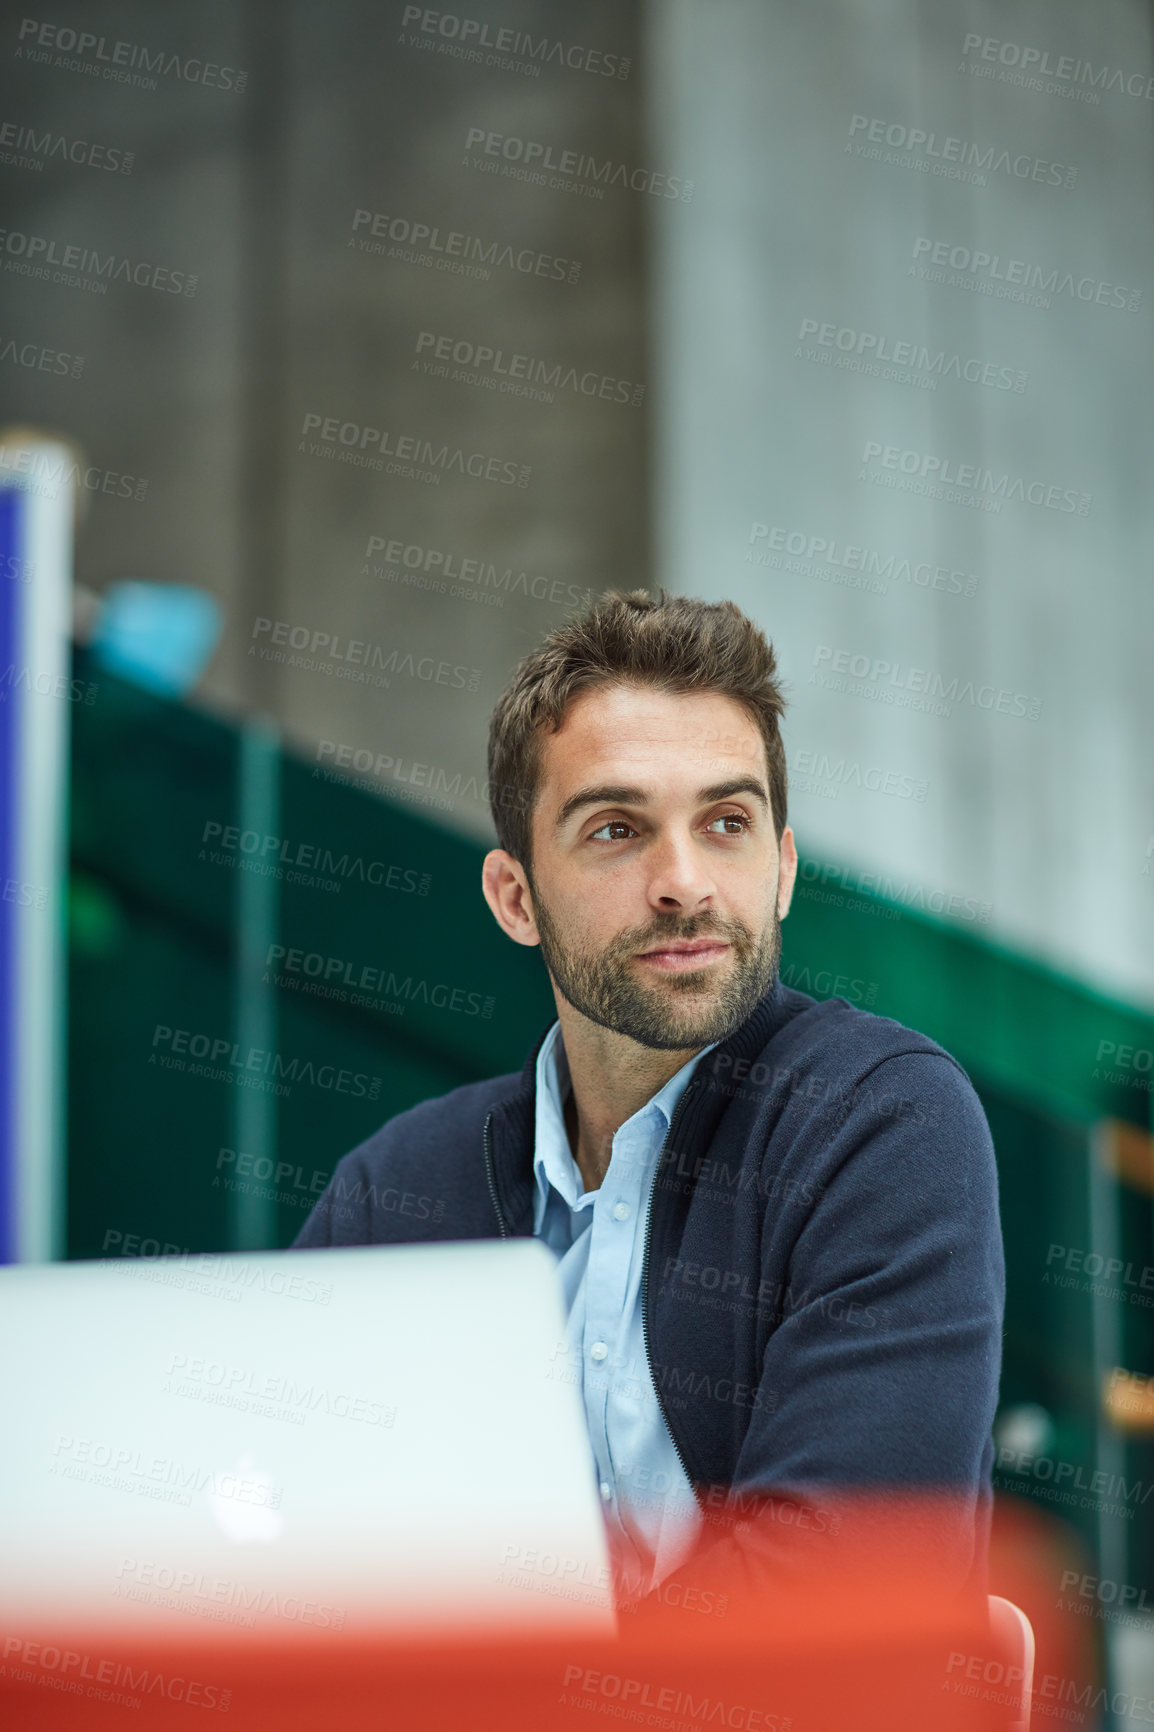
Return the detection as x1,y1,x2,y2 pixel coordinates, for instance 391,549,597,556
1,0,649,838
645,0,1154,1009
8,0,1152,1008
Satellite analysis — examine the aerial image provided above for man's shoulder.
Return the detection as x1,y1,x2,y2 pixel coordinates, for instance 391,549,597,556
724,985,990,1158
767,985,974,1085
744,988,994,1187
344,1069,525,1177
294,1070,526,1246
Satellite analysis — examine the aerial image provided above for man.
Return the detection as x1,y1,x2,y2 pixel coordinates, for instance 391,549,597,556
294,589,1004,1603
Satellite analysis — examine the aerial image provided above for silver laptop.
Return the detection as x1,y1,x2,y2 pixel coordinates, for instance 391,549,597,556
0,1239,614,1639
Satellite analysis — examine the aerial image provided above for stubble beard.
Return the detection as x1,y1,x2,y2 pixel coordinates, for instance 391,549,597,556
530,885,782,1052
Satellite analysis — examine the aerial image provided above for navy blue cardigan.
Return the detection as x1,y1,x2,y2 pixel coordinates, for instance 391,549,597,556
293,979,1004,1577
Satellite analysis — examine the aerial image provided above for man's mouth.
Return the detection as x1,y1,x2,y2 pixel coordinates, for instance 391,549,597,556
634,939,731,974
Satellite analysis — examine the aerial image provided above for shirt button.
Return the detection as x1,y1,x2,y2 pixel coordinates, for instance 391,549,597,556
599,1481,613,1502
589,1341,609,1362
612,1201,631,1221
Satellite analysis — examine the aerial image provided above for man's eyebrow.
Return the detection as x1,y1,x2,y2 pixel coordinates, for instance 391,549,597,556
555,786,647,828
554,778,769,829
699,778,770,809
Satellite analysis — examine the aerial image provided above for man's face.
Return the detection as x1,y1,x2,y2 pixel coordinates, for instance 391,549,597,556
515,684,796,1051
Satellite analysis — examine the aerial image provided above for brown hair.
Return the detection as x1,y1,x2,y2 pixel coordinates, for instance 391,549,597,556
487,589,788,873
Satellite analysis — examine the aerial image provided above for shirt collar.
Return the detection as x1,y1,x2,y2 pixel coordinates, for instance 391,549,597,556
532,1022,717,1215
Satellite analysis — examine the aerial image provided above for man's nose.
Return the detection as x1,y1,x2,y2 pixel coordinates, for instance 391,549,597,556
645,832,718,911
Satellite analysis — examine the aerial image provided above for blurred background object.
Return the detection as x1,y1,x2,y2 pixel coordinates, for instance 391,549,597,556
87,579,223,696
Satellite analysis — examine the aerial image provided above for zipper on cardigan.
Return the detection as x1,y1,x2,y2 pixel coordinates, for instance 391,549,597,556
639,1077,704,1510
483,1110,509,1238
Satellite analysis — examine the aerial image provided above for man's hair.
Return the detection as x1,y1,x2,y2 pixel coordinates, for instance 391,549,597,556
487,589,788,874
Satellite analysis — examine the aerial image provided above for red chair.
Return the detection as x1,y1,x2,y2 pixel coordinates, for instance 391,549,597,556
988,1595,1036,1732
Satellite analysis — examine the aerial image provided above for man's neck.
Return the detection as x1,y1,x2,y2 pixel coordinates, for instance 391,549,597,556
555,1009,702,1194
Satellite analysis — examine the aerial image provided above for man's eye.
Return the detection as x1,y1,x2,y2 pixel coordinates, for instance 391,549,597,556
705,813,750,836
590,821,636,842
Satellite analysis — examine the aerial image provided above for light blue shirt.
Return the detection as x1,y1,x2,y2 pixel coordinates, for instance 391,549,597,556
533,1022,715,1595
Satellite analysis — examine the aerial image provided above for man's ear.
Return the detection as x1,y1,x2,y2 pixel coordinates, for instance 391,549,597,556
481,850,541,947
776,825,798,919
